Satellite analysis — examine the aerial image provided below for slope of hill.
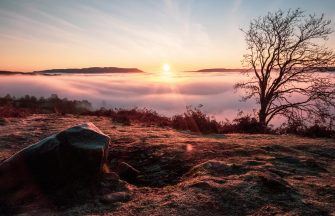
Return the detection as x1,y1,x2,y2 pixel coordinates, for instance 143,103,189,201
34,67,144,74
192,68,248,72
0,114,334,215
193,67,335,73
0,67,144,75
0,71,29,75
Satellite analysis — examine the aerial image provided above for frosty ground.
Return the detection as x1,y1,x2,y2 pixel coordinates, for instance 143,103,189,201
0,114,334,215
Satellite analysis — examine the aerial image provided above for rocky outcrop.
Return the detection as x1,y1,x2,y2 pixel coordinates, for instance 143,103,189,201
0,123,110,206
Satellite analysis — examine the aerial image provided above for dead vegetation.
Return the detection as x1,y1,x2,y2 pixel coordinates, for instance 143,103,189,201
0,114,334,215
1,94,335,137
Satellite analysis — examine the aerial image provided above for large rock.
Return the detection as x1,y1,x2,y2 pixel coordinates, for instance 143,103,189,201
0,122,110,206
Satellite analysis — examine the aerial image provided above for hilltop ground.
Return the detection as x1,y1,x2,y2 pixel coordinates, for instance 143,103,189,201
0,114,334,215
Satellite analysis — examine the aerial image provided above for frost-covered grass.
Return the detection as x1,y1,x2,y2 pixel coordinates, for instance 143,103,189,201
0,114,334,215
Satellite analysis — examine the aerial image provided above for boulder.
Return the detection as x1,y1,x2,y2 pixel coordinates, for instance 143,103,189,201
0,122,110,205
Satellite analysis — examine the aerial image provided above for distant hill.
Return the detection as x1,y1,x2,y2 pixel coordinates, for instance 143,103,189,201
193,67,335,73
34,67,144,74
192,68,248,72
317,67,335,72
0,71,30,75
0,67,144,75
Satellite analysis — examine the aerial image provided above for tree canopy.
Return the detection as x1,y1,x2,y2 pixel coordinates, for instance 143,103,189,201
236,9,335,128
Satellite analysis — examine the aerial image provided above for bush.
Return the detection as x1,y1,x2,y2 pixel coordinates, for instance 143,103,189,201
0,94,92,116
232,115,266,133
279,117,305,135
277,117,335,138
219,114,269,134
118,108,170,126
171,106,222,134
0,117,7,126
112,114,131,126
88,107,170,127
3,94,331,137
303,124,334,138
0,105,30,118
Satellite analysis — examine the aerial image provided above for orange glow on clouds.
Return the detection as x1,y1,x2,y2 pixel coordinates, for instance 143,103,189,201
0,1,334,72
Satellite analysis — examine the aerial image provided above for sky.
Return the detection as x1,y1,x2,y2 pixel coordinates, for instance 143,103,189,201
0,0,335,72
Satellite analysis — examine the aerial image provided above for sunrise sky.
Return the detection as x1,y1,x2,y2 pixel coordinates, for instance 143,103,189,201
1,0,335,72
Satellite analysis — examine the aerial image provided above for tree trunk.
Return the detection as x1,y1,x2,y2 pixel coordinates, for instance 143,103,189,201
258,84,268,131
258,103,267,131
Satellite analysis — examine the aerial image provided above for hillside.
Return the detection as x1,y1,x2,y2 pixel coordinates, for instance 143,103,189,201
192,68,248,72
0,71,29,75
34,67,144,74
0,67,144,75
193,67,335,73
0,114,334,215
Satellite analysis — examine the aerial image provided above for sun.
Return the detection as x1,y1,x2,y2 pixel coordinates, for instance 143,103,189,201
158,63,174,82
163,63,170,73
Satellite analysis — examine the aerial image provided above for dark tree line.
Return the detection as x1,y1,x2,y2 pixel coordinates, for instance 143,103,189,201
0,94,92,115
1,94,334,137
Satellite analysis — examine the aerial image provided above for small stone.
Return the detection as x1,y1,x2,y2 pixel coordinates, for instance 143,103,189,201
147,164,161,172
100,192,131,204
116,162,140,183
103,171,120,181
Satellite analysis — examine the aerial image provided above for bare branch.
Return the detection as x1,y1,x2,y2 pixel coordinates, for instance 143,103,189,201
237,9,335,128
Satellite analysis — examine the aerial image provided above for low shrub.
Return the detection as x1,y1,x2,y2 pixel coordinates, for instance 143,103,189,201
112,114,131,126
0,117,7,126
88,107,170,127
220,114,270,134
303,124,335,138
171,106,222,134
0,94,92,116
277,118,335,138
1,94,332,137
0,106,30,118
232,115,266,133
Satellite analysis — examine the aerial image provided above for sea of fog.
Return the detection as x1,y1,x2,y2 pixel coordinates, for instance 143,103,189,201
2,71,332,125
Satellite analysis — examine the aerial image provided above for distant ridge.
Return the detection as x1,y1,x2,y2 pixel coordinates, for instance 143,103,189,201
192,67,335,73
0,71,28,75
192,68,248,72
34,67,143,74
0,67,144,75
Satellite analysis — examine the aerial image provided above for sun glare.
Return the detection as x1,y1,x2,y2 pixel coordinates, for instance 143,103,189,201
158,63,175,82
163,63,170,72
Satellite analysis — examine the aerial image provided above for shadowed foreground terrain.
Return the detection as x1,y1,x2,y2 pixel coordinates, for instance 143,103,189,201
0,114,334,215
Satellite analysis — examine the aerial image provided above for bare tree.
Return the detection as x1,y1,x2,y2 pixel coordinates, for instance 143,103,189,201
236,9,335,129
